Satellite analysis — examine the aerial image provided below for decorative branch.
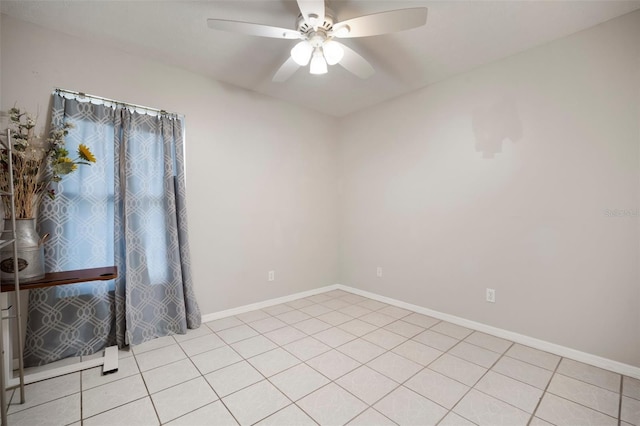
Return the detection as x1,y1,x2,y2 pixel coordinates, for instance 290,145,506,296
0,107,96,219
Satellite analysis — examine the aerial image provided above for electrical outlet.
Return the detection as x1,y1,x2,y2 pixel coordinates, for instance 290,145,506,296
376,267,383,278
486,288,496,303
268,270,275,282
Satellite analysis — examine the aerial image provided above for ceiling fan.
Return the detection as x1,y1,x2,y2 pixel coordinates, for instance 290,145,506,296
207,0,428,82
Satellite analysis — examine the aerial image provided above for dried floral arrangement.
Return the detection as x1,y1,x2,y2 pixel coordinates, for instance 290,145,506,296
0,107,96,219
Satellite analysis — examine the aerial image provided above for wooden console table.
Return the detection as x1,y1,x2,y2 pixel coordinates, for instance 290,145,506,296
1,266,119,393
1,266,117,292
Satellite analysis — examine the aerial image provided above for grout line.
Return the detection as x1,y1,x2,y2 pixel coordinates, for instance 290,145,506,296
528,356,563,426
539,391,619,423
547,371,623,396
135,356,190,379
158,335,244,425
294,381,357,424
472,385,538,416
205,372,243,426
437,344,557,398
5,379,81,416
445,340,516,422
500,352,560,373
547,367,623,395
541,376,622,419
237,355,296,424
256,403,321,426
131,344,163,425
81,395,149,423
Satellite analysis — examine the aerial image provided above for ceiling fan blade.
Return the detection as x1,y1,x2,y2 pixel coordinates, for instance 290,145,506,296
333,8,428,38
207,19,301,39
334,42,374,79
273,57,301,82
297,0,325,27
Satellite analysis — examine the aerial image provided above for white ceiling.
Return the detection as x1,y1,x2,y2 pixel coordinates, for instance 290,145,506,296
2,1,639,117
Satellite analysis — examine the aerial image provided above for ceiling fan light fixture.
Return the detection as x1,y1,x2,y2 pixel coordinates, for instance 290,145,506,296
208,2,429,83
322,40,344,65
291,41,313,66
309,48,328,75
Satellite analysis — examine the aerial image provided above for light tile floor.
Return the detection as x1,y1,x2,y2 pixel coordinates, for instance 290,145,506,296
6,289,640,426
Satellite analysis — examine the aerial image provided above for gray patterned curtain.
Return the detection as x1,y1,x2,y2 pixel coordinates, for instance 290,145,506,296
24,93,200,366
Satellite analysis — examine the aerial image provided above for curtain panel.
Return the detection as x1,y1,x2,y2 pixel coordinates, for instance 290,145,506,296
23,93,201,366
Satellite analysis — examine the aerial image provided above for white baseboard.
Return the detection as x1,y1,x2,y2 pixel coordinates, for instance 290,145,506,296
200,283,640,380
335,284,640,380
200,284,340,323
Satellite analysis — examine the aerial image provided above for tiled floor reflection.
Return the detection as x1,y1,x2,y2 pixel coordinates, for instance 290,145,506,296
6,289,639,425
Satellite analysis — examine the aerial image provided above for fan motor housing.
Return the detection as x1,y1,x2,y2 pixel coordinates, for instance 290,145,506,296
296,9,335,35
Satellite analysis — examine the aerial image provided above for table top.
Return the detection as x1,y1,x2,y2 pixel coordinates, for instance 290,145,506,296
1,266,118,292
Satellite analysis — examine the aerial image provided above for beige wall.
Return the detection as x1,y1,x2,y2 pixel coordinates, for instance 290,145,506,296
338,11,640,367
0,14,340,315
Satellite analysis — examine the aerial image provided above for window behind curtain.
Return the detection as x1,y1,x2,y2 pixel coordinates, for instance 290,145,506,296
46,113,183,291
43,113,116,295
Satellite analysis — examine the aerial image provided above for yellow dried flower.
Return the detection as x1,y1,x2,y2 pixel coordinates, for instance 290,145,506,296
61,157,78,171
78,144,96,163
53,157,77,175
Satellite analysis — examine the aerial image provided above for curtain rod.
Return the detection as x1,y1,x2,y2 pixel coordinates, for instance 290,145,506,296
53,88,182,118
